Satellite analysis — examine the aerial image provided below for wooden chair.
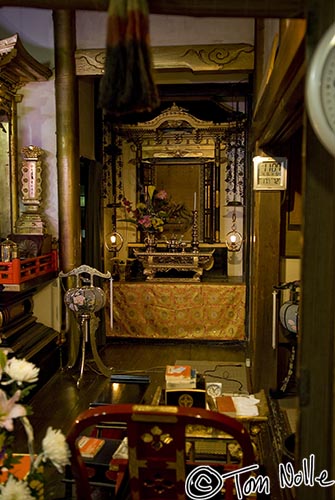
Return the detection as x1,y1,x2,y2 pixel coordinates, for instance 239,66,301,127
66,403,257,500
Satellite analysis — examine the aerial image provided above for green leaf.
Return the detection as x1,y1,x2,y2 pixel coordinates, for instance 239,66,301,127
118,218,137,224
0,350,7,370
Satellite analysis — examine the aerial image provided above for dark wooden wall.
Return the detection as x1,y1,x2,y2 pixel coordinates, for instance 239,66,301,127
250,4,335,500
298,2,335,497
249,19,305,392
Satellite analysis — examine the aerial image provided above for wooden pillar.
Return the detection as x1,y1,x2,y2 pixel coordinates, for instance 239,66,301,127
253,19,265,100
248,19,281,392
10,96,19,232
53,10,81,272
249,189,281,392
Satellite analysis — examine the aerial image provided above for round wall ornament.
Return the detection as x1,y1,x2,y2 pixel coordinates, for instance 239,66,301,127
305,22,335,157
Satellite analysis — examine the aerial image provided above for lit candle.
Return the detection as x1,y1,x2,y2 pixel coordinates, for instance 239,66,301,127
193,191,197,211
110,277,113,330
272,290,277,349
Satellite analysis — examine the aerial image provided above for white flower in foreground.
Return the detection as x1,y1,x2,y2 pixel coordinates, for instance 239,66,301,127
4,358,39,385
0,475,35,500
0,389,26,431
41,427,70,473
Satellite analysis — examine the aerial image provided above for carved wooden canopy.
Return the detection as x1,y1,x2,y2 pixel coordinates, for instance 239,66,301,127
0,33,52,94
114,103,242,160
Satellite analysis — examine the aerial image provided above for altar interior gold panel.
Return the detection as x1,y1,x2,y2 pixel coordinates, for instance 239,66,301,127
107,283,246,340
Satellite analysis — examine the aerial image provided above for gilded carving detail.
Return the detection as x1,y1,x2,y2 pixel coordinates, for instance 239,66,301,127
75,44,254,76
132,404,178,415
140,425,174,451
128,446,140,480
175,449,186,481
155,44,254,71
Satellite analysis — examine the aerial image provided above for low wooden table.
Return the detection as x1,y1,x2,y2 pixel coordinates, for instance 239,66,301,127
133,249,215,281
153,384,269,465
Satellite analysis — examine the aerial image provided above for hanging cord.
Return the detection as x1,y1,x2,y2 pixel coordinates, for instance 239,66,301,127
203,364,244,393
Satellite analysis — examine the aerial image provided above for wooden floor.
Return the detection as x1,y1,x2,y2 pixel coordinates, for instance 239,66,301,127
15,338,246,499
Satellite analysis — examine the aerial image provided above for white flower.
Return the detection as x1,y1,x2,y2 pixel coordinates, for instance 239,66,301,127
41,427,70,472
4,358,39,386
0,475,35,500
0,389,26,431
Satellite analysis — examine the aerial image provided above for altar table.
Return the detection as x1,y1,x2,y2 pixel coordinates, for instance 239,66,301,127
106,282,246,340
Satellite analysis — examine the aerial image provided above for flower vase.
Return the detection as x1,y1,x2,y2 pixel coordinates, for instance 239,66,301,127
144,232,157,253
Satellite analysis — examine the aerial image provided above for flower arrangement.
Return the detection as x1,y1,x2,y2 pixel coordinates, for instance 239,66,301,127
121,185,169,234
0,350,70,499
121,185,192,234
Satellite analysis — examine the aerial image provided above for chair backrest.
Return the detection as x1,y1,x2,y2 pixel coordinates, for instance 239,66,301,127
66,403,256,500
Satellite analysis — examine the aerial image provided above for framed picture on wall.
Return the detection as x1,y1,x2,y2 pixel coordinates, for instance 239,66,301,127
253,156,287,190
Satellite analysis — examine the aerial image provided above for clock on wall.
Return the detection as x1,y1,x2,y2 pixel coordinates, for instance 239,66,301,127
305,22,335,157
253,156,287,190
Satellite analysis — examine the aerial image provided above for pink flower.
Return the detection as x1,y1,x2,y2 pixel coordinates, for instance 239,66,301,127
155,190,168,200
138,215,152,228
0,389,26,431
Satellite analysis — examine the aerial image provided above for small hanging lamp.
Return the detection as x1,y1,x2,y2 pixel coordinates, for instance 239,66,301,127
225,210,243,252
105,230,124,255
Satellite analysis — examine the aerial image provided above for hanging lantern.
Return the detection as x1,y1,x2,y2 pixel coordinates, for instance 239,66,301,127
105,231,124,253
280,302,299,334
275,280,300,338
225,210,243,252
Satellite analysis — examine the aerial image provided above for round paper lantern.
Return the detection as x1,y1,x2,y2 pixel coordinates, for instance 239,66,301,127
279,301,299,335
64,286,106,317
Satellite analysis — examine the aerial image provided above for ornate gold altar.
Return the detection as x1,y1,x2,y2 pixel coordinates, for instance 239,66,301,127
106,282,246,340
133,249,214,281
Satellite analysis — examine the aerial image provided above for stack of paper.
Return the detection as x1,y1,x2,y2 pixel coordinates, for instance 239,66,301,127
216,395,260,417
232,395,260,417
165,365,197,389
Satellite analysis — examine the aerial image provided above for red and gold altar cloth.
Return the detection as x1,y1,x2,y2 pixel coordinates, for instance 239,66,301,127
106,282,246,340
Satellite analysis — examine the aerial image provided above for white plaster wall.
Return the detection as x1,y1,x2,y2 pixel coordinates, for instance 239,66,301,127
1,8,254,52
0,8,54,66
75,11,255,48
17,79,58,237
280,257,301,302
149,15,254,46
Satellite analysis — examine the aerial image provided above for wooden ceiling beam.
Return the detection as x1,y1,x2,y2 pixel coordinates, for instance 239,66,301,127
0,0,306,18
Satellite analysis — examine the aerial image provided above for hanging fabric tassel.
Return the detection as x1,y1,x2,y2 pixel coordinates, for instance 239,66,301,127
99,0,160,117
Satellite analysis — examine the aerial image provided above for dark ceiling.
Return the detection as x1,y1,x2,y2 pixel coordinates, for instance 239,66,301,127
103,81,252,125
